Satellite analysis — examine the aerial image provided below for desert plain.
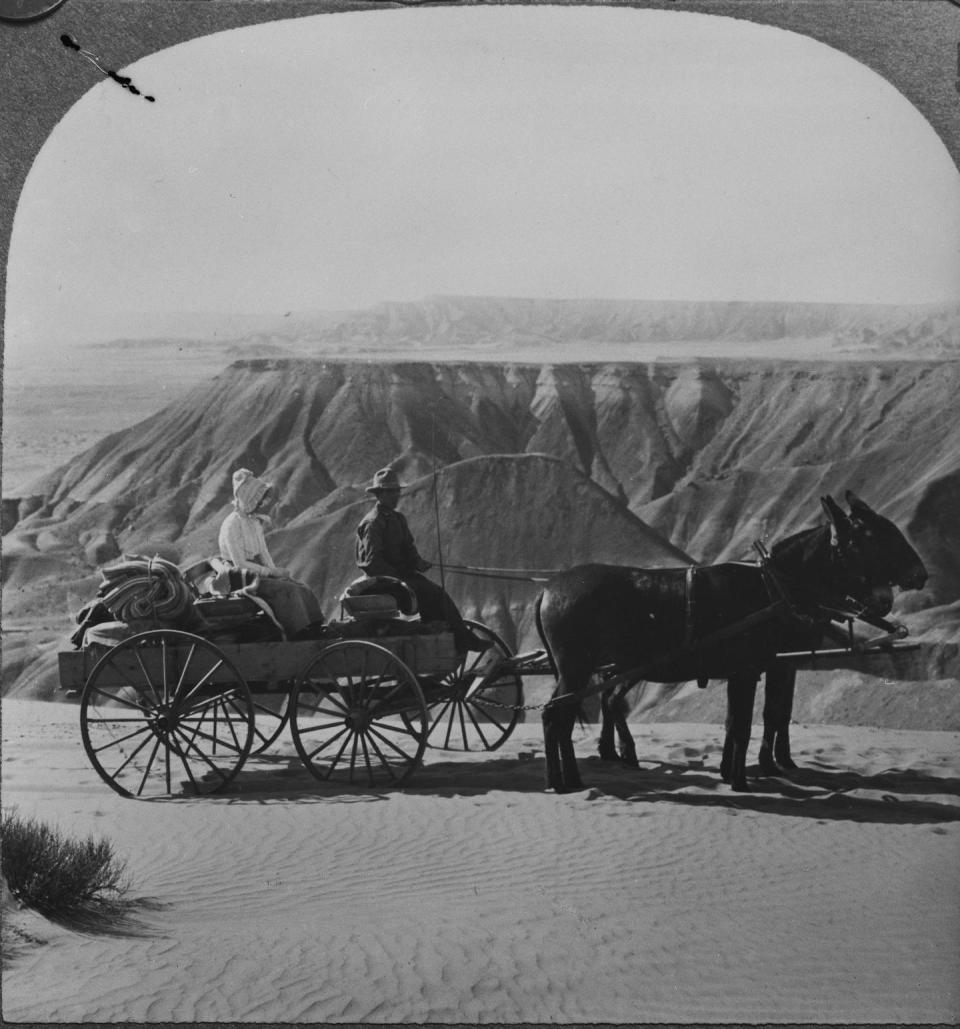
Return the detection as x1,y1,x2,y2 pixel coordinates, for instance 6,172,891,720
3,698,959,1023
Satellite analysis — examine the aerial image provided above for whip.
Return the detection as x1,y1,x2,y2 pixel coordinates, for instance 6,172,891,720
430,408,447,592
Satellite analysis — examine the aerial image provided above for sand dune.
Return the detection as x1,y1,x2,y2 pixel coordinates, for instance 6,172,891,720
2,697,958,1023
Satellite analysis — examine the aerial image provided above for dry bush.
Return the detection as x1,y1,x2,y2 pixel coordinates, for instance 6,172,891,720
1,811,131,919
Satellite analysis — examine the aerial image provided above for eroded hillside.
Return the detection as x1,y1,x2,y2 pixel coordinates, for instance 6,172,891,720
4,357,960,715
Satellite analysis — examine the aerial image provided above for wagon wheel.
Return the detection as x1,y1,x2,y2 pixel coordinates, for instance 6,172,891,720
423,620,523,751
248,689,291,754
290,640,428,787
79,630,254,799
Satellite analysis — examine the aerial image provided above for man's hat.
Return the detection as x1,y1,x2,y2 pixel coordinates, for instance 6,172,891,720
366,467,404,494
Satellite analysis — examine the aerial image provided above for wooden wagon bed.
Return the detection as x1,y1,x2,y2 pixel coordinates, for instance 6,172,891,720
60,620,523,800
58,631,460,692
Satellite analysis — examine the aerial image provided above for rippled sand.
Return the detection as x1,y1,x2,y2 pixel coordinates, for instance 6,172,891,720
2,699,958,1022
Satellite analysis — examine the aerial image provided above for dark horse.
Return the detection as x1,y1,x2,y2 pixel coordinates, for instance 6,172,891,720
535,492,927,793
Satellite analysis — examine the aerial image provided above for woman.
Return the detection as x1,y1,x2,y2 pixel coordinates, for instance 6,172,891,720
218,468,324,639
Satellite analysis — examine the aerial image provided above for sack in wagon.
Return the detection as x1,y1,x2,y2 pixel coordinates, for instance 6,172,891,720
71,553,201,649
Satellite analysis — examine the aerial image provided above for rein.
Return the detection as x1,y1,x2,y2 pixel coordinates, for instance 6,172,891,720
433,561,559,584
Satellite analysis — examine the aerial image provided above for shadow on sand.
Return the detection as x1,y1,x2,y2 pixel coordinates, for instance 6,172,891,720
199,750,960,826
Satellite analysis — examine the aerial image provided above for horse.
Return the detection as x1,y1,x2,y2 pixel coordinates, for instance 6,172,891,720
535,492,928,794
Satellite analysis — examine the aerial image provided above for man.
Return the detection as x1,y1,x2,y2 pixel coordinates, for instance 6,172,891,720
355,468,491,654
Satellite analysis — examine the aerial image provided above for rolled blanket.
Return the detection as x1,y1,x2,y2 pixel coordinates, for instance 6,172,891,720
98,555,193,625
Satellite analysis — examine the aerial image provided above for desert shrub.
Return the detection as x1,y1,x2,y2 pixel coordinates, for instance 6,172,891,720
1,811,130,918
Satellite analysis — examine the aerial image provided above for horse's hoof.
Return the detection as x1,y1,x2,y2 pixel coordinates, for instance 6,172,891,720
757,752,780,775
619,755,640,769
597,748,619,762
731,780,751,793
776,755,798,771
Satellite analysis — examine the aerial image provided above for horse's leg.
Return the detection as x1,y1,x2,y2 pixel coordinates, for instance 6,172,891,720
598,689,619,762
598,684,638,765
612,684,639,766
543,660,588,793
556,697,585,792
720,673,758,792
542,701,565,792
759,664,798,773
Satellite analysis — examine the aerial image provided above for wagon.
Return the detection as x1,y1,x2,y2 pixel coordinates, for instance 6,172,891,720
58,610,525,800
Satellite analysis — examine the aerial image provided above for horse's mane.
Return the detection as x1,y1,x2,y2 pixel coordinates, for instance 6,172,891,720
769,523,830,564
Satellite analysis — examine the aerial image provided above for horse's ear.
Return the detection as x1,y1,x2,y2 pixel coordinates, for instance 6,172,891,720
845,490,873,520
821,495,852,542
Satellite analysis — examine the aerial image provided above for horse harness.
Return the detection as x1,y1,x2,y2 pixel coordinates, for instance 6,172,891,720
542,542,905,710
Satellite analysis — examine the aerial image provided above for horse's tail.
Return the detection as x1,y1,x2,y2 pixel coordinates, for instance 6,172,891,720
536,586,587,723
534,588,559,681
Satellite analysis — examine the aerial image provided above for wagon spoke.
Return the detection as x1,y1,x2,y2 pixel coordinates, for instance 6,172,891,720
330,650,358,705
171,719,249,755
204,695,246,753
426,698,455,738
362,730,400,782
300,702,350,720
161,635,170,705
460,652,485,678
90,725,155,770
358,648,373,705
347,733,362,782
177,710,205,753
86,682,150,712
358,732,375,785
312,729,354,779
468,696,511,736
131,650,163,707
135,735,164,798
87,721,154,755
170,725,232,785
366,722,419,761
85,711,155,727
177,657,226,708
457,700,473,749
169,642,199,705
462,702,493,750
303,724,351,765
442,700,457,749
296,718,349,736
248,693,290,754
298,681,349,717
182,688,247,720
366,658,397,701
368,675,407,711
165,728,172,793
164,731,207,792
176,734,232,788
251,723,273,749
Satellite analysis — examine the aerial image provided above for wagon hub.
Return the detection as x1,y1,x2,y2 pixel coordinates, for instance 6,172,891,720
346,707,371,731
152,705,176,733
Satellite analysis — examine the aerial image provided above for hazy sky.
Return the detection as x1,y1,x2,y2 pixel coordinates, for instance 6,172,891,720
6,5,960,353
